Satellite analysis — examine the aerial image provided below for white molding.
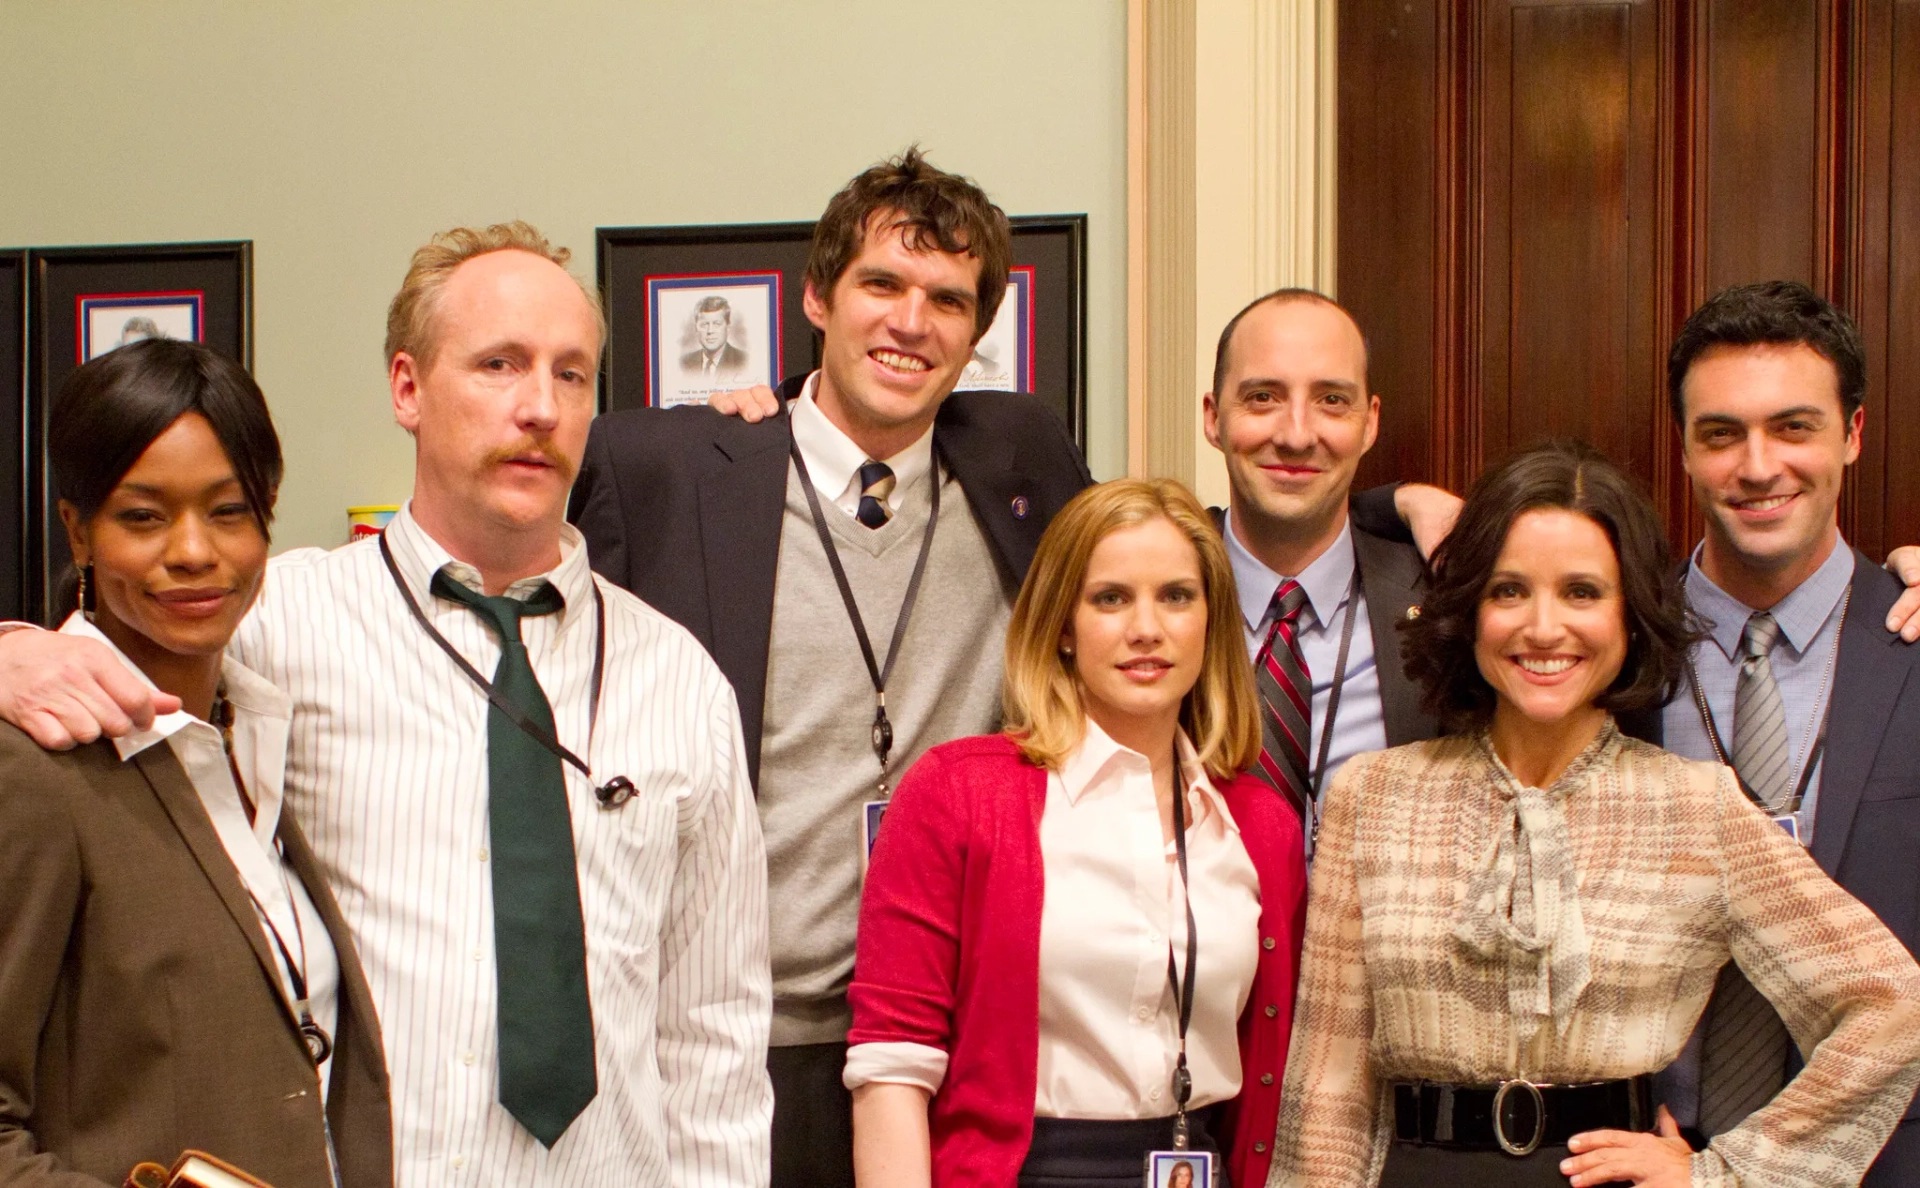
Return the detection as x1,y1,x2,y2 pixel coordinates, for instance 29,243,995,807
1127,0,1199,483
1129,0,1337,496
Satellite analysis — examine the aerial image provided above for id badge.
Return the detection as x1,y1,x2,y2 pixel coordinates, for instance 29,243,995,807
1144,1149,1211,1188
860,800,889,875
1772,813,1806,846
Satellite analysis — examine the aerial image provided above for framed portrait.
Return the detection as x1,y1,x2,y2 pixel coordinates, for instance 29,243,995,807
596,214,1087,448
0,250,25,622
648,271,782,408
1146,1150,1212,1188
960,264,1034,393
77,290,204,361
599,221,817,414
26,241,252,624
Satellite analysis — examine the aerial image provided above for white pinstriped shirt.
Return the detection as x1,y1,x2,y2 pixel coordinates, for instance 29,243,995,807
227,504,771,1187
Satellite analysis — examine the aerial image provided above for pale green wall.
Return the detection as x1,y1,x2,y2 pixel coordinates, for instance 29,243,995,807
0,1,1128,550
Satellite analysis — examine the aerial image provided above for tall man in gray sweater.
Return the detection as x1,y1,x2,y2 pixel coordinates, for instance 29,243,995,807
567,149,1091,1188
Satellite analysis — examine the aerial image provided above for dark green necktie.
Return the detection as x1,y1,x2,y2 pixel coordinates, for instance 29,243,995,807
431,570,597,1147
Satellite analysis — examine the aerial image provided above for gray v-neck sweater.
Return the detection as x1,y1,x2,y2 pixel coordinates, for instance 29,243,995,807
758,459,1014,1046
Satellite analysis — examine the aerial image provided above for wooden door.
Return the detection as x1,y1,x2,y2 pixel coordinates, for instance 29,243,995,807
1340,0,1920,558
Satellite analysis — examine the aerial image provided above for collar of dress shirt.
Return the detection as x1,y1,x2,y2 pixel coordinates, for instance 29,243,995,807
382,498,595,637
1686,533,1853,662
1223,509,1357,637
789,370,936,513
60,611,292,836
1058,716,1238,832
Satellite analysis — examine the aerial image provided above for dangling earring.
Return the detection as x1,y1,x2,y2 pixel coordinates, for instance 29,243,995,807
79,564,96,616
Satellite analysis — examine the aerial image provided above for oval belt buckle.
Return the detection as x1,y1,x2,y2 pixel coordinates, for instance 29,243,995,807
1492,1078,1546,1157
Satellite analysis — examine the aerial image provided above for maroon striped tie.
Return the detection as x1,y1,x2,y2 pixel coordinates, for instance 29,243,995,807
1254,580,1313,820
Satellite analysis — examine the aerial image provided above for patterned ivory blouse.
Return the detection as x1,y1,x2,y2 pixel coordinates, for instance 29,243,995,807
1269,722,1920,1188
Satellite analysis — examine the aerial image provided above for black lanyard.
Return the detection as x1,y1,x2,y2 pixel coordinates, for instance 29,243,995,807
245,873,334,1067
1252,555,1363,849
1682,583,1848,817
789,442,942,794
1164,747,1200,1150
377,533,636,808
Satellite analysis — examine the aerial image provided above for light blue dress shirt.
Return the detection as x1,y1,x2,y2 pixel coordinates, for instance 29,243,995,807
1661,536,1853,844
1655,535,1851,1128
1223,511,1390,802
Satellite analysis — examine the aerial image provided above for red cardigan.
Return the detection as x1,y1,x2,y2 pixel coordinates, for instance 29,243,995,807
848,733,1307,1188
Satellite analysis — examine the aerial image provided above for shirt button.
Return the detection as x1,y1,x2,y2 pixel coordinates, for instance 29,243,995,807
476,847,489,862
1137,1006,1153,1022
1262,936,1276,950
451,1155,466,1170
1149,1086,1162,1101
1264,1004,1279,1018
1260,1073,1274,1085
472,948,484,962
461,1051,476,1067
1254,1141,1267,1153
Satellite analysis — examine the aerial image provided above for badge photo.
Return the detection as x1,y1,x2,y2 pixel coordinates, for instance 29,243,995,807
860,800,888,876
1144,1148,1211,1188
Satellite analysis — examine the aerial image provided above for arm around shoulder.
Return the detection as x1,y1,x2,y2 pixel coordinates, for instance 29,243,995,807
0,629,170,749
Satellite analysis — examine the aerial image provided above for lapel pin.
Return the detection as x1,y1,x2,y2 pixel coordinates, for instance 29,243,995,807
1406,605,1421,620
1011,495,1030,519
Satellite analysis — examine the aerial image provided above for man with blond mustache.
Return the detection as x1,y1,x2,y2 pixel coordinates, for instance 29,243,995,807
569,149,1089,1188
0,223,771,1187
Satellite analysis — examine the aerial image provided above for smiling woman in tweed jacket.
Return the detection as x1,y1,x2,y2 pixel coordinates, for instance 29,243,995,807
1269,441,1920,1188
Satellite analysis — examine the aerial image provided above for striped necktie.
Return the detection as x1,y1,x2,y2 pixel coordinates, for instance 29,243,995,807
1731,612,1793,812
1699,610,1793,1135
1253,580,1313,819
856,460,896,528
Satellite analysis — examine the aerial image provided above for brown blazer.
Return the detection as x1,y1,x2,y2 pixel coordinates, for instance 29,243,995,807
0,725,392,1188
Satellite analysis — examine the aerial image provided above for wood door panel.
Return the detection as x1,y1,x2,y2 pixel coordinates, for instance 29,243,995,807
1337,0,1907,557
1881,0,1920,552
1340,0,1442,489
1701,0,1828,290
1493,2,1659,477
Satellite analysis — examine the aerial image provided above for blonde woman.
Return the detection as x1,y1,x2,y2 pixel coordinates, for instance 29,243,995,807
844,478,1307,1188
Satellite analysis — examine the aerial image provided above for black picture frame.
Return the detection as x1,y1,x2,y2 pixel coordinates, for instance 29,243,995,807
596,214,1088,447
599,221,818,416
26,241,252,624
0,250,26,623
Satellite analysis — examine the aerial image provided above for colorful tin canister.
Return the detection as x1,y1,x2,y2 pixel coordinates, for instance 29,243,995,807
346,505,399,542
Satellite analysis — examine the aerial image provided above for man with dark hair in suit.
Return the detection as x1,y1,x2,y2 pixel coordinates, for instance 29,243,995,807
569,147,1089,1188
680,294,751,382
1622,280,1920,1183
1200,290,1440,851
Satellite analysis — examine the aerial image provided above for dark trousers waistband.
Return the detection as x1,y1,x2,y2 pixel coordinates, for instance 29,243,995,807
1021,1110,1223,1187
1393,1076,1652,1154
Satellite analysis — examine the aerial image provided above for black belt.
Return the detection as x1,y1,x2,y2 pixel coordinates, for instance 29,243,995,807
1393,1076,1652,1156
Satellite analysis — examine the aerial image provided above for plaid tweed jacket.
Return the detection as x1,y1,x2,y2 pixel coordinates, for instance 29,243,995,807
1269,724,1920,1188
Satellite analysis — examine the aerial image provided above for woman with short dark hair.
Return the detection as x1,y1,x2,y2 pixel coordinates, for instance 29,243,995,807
0,338,391,1187
1269,440,1920,1187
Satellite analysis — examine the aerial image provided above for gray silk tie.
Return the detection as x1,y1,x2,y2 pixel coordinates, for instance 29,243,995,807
1700,610,1793,1135
1731,612,1793,812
